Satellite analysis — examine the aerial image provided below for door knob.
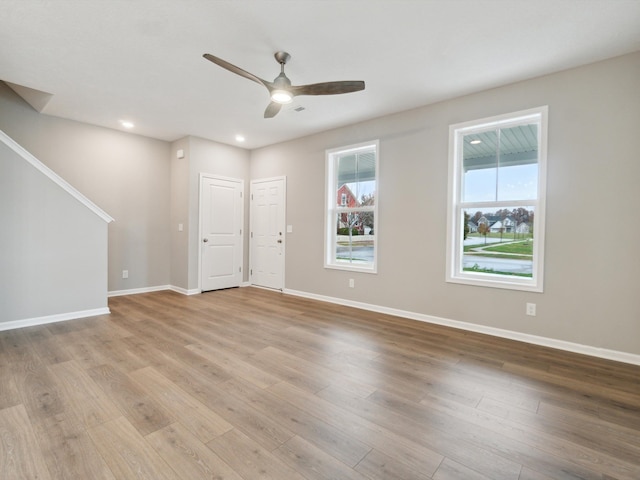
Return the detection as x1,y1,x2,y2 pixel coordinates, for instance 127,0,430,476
277,239,282,244
203,238,209,243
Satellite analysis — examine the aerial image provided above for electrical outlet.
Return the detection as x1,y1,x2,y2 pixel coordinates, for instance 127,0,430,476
122,270,129,279
526,303,536,316
349,278,355,288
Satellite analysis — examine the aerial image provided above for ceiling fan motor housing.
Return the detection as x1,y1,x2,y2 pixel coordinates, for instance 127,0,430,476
274,51,291,65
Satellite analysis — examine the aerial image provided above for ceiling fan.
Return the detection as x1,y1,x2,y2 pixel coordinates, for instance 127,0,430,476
203,51,365,118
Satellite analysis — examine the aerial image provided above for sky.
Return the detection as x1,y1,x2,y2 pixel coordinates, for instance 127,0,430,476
346,180,376,200
463,164,537,202
343,162,537,206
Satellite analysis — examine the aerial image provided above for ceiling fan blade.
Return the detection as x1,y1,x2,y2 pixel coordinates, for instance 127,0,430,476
204,52,365,117
290,80,365,97
203,53,270,87
264,102,282,118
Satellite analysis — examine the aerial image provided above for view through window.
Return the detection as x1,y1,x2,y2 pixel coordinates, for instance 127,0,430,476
447,107,547,291
325,141,378,272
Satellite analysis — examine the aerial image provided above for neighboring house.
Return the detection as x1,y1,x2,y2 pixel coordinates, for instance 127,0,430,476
490,217,515,233
477,215,490,227
337,184,359,207
467,221,478,233
516,222,530,234
336,184,363,233
477,215,517,233
489,220,504,233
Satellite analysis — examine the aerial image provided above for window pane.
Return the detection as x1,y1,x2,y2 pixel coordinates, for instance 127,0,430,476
462,206,535,278
336,152,376,206
353,151,376,204
336,211,374,265
327,141,378,272
497,124,538,201
462,130,498,202
449,107,546,291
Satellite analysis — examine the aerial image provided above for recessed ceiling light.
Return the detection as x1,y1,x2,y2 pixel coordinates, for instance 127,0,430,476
235,135,246,143
120,120,134,129
469,139,482,145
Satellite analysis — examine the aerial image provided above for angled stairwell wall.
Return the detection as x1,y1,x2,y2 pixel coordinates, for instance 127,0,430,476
0,130,114,329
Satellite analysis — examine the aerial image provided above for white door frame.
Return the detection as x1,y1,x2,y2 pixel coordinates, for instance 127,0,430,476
198,173,244,292
250,176,286,290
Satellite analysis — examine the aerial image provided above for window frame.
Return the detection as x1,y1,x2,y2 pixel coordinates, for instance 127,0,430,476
446,106,548,292
325,140,379,273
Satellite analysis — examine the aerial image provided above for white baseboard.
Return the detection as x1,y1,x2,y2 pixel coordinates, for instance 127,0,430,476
108,285,202,297
109,283,252,297
248,284,284,292
108,285,172,297
283,288,640,366
0,307,110,332
168,285,201,296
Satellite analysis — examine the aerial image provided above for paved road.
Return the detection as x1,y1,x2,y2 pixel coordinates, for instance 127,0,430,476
463,254,532,274
336,242,532,274
336,245,374,262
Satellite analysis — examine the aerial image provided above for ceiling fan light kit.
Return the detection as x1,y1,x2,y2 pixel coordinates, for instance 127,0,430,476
203,51,365,118
270,89,293,104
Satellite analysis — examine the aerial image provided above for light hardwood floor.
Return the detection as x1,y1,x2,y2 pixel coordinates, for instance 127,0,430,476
1,287,639,479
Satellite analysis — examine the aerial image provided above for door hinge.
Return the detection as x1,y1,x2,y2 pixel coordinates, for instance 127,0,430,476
240,191,243,198
251,232,253,238
240,229,242,235
251,194,253,200
250,269,252,275
239,266,242,273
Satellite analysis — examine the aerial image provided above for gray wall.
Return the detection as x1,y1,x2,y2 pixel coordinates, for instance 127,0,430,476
0,82,171,293
250,52,640,355
0,138,108,322
187,136,250,290
169,135,250,291
0,83,251,299
169,137,190,290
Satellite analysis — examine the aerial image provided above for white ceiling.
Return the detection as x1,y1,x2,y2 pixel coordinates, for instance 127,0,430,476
2,1,639,149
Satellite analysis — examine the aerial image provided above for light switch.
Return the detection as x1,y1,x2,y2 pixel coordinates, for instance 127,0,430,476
286,225,293,233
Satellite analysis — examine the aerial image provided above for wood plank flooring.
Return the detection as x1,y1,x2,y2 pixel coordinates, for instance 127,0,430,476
1,287,639,479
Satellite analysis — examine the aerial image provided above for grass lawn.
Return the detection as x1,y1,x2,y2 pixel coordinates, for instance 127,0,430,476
464,252,532,261
482,241,533,255
463,266,533,278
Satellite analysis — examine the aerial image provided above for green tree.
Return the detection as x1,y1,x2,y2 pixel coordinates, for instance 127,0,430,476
463,211,470,240
478,222,490,244
359,193,375,234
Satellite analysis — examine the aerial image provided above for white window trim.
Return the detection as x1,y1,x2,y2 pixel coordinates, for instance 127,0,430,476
446,106,548,292
325,140,379,274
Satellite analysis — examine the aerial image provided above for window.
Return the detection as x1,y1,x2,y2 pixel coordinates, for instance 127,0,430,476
446,107,547,291
325,141,378,272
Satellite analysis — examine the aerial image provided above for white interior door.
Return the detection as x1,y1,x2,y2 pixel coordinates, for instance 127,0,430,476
250,177,285,290
200,175,243,292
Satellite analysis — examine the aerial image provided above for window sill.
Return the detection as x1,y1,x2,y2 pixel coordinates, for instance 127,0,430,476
446,274,543,293
325,263,377,274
